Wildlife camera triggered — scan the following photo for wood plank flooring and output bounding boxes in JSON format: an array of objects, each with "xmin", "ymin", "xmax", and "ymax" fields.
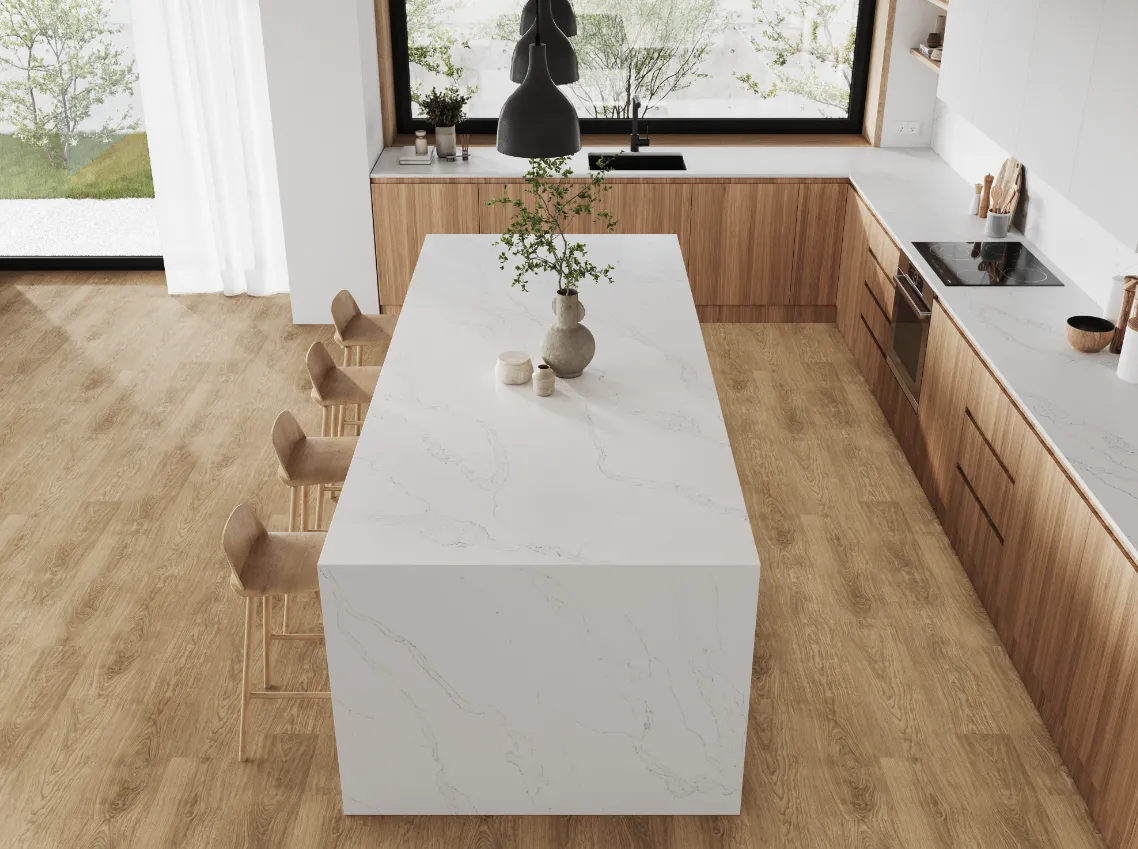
[{"xmin": 0, "ymin": 271, "xmax": 1104, "ymax": 848}]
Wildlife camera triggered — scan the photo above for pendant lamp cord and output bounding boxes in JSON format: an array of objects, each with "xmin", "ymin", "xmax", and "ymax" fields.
[{"xmin": 535, "ymin": 0, "xmax": 542, "ymax": 44}]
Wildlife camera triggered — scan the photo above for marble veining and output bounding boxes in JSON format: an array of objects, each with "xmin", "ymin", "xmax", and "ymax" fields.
[
  {"xmin": 319, "ymin": 235, "xmax": 760, "ymax": 814},
  {"xmin": 370, "ymin": 145, "xmax": 1138, "ymax": 560}
]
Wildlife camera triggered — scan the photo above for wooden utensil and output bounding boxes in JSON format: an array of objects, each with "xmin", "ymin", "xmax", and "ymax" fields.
[
  {"xmin": 1111, "ymin": 276, "xmax": 1138, "ymax": 354},
  {"xmin": 992, "ymin": 157, "xmax": 1023, "ymax": 221},
  {"xmin": 979, "ymin": 174, "xmax": 994, "ymax": 219}
]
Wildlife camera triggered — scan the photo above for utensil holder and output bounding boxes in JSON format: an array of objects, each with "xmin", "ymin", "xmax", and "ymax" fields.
[{"xmin": 984, "ymin": 212, "xmax": 1011, "ymax": 238}]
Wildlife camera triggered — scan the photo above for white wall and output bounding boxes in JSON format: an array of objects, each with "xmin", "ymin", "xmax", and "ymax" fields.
[
  {"xmin": 878, "ymin": 0, "xmax": 941, "ymax": 147},
  {"xmin": 936, "ymin": 0, "xmax": 1138, "ymax": 250},
  {"xmin": 932, "ymin": 100, "xmax": 1138, "ymax": 309},
  {"xmin": 259, "ymin": 0, "xmax": 383, "ymax": 323}
]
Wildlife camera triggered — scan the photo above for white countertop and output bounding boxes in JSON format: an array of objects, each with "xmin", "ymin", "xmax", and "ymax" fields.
[
  {"xmin": 320, "ymin": 233, "xmax": 760, "ymax": 570},
  {"xmin": 373, "ymin": 144, "xmax": 1138, "ymax": 562}
]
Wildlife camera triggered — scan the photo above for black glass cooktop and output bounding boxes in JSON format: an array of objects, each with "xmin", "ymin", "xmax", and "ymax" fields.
[{"xmin": 912, "ymin": 241, "xmax": 1063, "ymax": 287}]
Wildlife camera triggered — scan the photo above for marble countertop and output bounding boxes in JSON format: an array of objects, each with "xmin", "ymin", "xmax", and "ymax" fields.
[
  {"xmin": 319, "ymin": 234, "xmax": 760, "ymax": 570},
  {"xmin": 372, "ymin": 143, "xmax": 1138, "ymax": 562}
]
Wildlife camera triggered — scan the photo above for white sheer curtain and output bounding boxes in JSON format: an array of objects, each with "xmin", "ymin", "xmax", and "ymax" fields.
[{"xmin": 128, "ymin": 0, "xmax": 288, "ymax": 295}]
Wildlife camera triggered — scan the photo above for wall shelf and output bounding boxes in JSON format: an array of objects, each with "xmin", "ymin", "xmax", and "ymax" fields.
[{"xmin": 910, "ymin": 48, "xmax": 942, "ymax": 74}]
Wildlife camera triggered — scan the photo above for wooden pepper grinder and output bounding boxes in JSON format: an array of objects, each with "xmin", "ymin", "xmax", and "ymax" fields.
[
  {"xmin": 1110, "ymin": 276, "xmax": 1138, "ymax": 354},
  {"xmin": 979, "ymin": 175, "xmax": 994, "ymax": 219}
]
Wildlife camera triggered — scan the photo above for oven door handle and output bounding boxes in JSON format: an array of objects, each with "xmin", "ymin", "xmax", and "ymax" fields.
[{"xmin": 893, "ymin": 272, "xmax": 932, "ymax": 320}]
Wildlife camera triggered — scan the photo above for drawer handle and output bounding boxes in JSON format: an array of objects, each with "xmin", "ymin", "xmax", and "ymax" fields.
[
  {"xmin": 862, "ymin": 280, "xmax": 889, "ymax": 322},
  {"xmin": 955, "ymin": 464, "xmax": 1005, "ymax": 545},
  {"xmin": 859, "ymin": 315, "xmax": 887, "ymax": 361},
  {"xmin": 964, "ymin": 407, "xmax": 1016, "ymax": 485}
]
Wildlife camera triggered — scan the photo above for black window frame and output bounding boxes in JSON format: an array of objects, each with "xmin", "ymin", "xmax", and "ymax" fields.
[{"xmin": 389, "ymin": 0, "xmax": 878, "ymax": 137}]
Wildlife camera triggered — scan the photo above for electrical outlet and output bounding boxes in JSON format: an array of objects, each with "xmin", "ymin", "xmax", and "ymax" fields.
[{"xmin": 894, "ymin": 121, "xmax": 923, "ymax": 137}]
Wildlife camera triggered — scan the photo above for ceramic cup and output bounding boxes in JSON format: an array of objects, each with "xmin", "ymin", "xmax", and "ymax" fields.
[
  {"xmin": 533, "ymin": 363, "xmax": 555, "ymax": 397},
  {"xmin": 984, "ymin": 212, "xmax": 1011, "ymax": 239}
]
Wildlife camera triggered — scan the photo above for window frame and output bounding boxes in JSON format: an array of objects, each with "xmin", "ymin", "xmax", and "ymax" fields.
[{"xmin": 388, "ymin": 0, "xmax": 879, "ymax": 137}]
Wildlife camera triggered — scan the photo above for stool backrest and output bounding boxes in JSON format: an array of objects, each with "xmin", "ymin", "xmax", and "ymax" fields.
[
  {"xmin": 305, "ymin": 341, "xmax": 336, "ymax": 397},
  {"xmin": 222, "ymin": 504, "xmax": 265, "ymax": 592},
  {"xmin": 331, "ymin": 290, "xmax": 361, "ymax": 338},
  {"xmin": 271, "ymin": 411, "xmax": 306, "ymax": 475}
]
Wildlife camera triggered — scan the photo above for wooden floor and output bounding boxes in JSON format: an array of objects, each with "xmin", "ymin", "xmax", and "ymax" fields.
[{"xmin": 0, "ymin": 271, "xmax": 1104, "ymax": 848}]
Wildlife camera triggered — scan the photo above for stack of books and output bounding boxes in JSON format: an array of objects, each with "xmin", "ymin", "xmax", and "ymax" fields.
[
  {"xmin": 399, "ymin": 146, "xmax": 436, "ymax": 165},
  {"xmin": 918, "ymin": 42, "xmax": 943, "ymax": 62}
]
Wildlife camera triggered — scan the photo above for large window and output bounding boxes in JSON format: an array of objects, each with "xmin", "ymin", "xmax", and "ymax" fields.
[{"xmin": 391, "ymin": 0, "xmax": 876, "ymax": 135}]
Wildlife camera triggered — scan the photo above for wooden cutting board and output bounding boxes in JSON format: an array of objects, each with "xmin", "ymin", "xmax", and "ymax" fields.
[{"xmin": 992, "ymin": 157, "xmax": 1023, "ymax": 220}]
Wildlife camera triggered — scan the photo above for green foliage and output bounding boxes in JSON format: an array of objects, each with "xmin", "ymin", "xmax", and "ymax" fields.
[
  {"xmin": 418, "ymin": 85, "xmax": 468, "ymax": 128},
  {"xmin": 0, "ymin": 131, "xmax": 153, "ymax": 198},
  {"xmin": 735, "ymin": 0, "xmax": 854, "ymax": 116},
  {"xmin": 405, "ymin": 0, "xmax": 476, "ymax": 106},
  {"xmin": 0, "ymin": 0, "xmax": 139, "ymax": 170},
  {"xmin": 486, "ymin": 156, "xmax": 619, "ymax": 293}
]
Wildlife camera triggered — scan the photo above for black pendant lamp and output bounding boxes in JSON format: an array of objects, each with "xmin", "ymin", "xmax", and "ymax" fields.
[
  {"xmin": 496, "ymin": 1, "xmax": 581, "ymax": 158},
  {"xmin": 510, "ymin": 0, "xmax": 578, "ymax": 84},
  {"xmin": 520, "ymin": 0, "xmax": 576, "ymax": 37}
]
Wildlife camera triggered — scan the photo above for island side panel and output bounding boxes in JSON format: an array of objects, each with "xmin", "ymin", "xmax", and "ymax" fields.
[{"xmin": 319, "ymin": 561, "xmax": 760, "ymax": 815}]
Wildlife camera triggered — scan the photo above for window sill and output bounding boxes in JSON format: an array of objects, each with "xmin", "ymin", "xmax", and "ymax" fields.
[{"xmin": 391, "ymin": 133, "xmax": 871, "ymax": 149}]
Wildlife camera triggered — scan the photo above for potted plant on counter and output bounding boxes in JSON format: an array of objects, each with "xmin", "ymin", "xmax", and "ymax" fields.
[
  {"xmin": 419, "ymin": 86, "xmax": 468, "ymax": 159},
  {"xmin": 486, "ymin": 155, "xmax": 618, "ymax": 378}
]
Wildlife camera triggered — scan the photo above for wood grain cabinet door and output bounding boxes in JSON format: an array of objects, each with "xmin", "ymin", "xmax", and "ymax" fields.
[
  {"xmin": 835, "ymin": 188, "xmax": 868, "ymax": 346},
  {"xmin": 685, "ymin": 183, "xmax": 800, "ymax": 306},
  {"xmin": 371, "ymin": 182, "xmax": 480, "ymax": 308},
  {"xmin": 918, "ymin": 303, "xmax": 977, "ymax": 514},
  {"xmin": 790, "ymin": 183, "xmax": 849, "ymax": 306}
]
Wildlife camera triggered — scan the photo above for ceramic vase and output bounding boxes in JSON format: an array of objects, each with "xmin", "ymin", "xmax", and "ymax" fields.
[
  {"xmin": 435, "ymin": 126, "xmax": 457, "ymax": 158},
  {"xmin": 533, "ymin": 363, "xmax": 555, "ymax": 396},
  {"xmin": 542, "ymin": 289, "xmax": 594, "ymax": 378}
]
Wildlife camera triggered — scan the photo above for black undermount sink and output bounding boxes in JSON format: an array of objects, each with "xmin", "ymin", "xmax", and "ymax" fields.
[{"xmin": 588, "ymin": 151, "xmax": 687, "ymax": 171}]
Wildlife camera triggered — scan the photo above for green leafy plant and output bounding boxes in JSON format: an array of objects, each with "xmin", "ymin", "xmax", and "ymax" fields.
[
  {"xmin": 418, "ymin": 85, "xmax": 468, "ymax": 128},
  {"xmin": 487, "ymin": 156, "xmax": 619, "ymax": 293}
]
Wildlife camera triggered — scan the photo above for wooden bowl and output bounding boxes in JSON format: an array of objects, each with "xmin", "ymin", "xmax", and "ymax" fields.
[{"xmin": 1066, "ymin": 315, "xmax": 1116, "ymax": 353}]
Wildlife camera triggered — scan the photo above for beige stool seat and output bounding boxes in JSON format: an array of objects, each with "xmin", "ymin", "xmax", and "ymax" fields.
[
  {"xmin": 306, "ymin": 341, "xmax": 380, "ymax": 436},
  {"xmin": 277, "ymin": 434, "xmax": 356, "ymax": 487},
  {"xmin": 232, "ymin": 532, "xmax": 323, "ymax": 597},
  {"xmin": 331, "ymin": 289, "xmax": 396, "ymax": 353},
  {"xmin": 223, "ymin": 504, "xmax": 329, "ymax": 762}
]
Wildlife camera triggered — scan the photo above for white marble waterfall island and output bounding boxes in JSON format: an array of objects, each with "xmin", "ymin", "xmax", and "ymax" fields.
[{"xmin": 318, "ymin": 235, "xmax": 761, "ymax": 815}]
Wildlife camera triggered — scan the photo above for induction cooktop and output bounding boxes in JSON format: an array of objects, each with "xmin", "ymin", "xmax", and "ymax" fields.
[{"xmin": 912, "ymin": 241, "xmax": 1063, "ymax": 287}]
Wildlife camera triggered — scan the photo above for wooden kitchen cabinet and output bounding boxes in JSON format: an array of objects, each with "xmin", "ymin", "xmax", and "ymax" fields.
[
  {"xmin": 685, "ymin": 183, "xmax": 800, "ymax": 306},
  {"xmin": 835, "ymin": 188, "xmax": 869, "ymax": 346},
  {"xmin": 371, "ymin": 182, "xmax": 480, "ymax": 308},
  {"xmin": 790, "ymin": 183, "xmax": 849, "ymax": 306}
]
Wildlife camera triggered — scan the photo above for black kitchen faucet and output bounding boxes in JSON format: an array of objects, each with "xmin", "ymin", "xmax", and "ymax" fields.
[{"xmin": 630, "ymin": 96, "xmax": 650, "ymax": 153}]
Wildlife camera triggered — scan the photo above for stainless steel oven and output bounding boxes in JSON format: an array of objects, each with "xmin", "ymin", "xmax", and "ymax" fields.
[{"xmin": 887, "ymin": 260, "xmax": 934, "ymax": 406}]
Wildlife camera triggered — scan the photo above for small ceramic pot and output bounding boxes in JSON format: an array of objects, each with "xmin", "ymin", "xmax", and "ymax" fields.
[
  {"xmin": 984, "ymin": 212, "xmax": 1011, "ymax": 238},
  {"xmin": 414, "ymin": 130, "xmax": 428, "ymax": 156},
  {"xmin": 1065, "ymin": 315, "xmax": 1115, "ymax": 353},
  {"xmin": 495, "ymin": 350, "xmax": 532, "ymax": 384},
  {"xmin": 533, "ymin": 363, "xmax": 555, "ymax": 396},
  {"xmin": 435, "ymin": 126, "xmax": 457, "ymax": 158}
]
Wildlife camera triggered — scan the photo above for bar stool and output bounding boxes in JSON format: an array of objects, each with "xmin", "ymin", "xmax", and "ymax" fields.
[
  {"xmin": 330, "ymin": 289, "xmax": 397, "ymax": 368},
  {"xmin": 306, "ymin": 341, "xmax": 380, "ymax": 437},
  {"xmin": 272, "ymin": 410, "xmax": 356, "ymax": 632},
  {"xmin": 222, "ymin": 503, "xmax": 329, "ymax": 762}
]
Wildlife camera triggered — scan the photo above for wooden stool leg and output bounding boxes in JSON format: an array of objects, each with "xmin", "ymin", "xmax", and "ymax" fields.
[
  {"xmin": 321, "ymin": 406, "xmax": 330, "ymax": 438},
  {"xmin": 262, "ymin": 596, "xmax": 272, "ymax": 689},
  {"xmin": 288, "ymin": 488, "xmax": 298, "ymax": 533},
  {"xmin": 300, "ymin": 485, "xmax": 309, "ymax": 532},
  {"xmin": 238, "ymin": 596, "xmax": 254, "ymax": 761},
  {"xmin": 316, "ymin": 484, "xmax": 325, "ymax": 529},
  {"xmin": 353, "ymin": 347, "xmax": 362, "ymax": 433}
]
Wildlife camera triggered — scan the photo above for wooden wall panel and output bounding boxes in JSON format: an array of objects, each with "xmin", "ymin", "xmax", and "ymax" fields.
[
  {"xmin": 373, "ymin": 0, "xmax": 396, "ymax": 147},
  {"xmin": 685, "ymin": 183, "xmax": 800, "ymax": 306},
  {"xmin": 862, "ymin": 0, "xmax": 896, "ymax": 146},
  {"xmin": 371, "ymin": 182, "xmax": 480, "ymax": 307},
  {"xmin": 790, "ymin": 183, "xmax": 849, "ymax": 305}
]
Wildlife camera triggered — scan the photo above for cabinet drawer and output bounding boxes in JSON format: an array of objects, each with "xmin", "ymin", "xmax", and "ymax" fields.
[
  {"xmin": 858, "ymin": 275, "xmax": 891, "ymax": 351},
  {"xmin": 948, "ymin": 464, "xmax": 1005, "ymax": 599},
  {"xmin": 865, "ymin": 255, "xmax": 895, "ymax": 320},
  {"xmin": 967, "ymin": 363, "xmax": 1030, "ymax": 481},
  {"xmin": 957, "ymin": 411, "xmax": 1015, "ymax": 535},
  {"xmin": 865, "ymin": 214, "xmax": 900, "ymax": 279}
]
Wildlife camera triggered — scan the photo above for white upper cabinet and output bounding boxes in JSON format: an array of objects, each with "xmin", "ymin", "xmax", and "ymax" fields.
[{"xmin": 938, "ymin": 0, "xmax": 1138, "ymax": 249}]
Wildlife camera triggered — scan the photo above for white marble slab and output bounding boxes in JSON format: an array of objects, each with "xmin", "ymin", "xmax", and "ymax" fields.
[
  {"xmin": 372, "ymin": 145, "xmax": 1138, "ymax": 563},
  {"xmin": 319, "ymin": 234, "xmax": 761, "ymax": 814}
]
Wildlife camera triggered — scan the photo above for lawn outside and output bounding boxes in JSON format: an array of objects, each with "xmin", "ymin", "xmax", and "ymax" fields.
[{"xmin": 0, "ymin": 132, "xmax": 155, "ymax": 200}]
